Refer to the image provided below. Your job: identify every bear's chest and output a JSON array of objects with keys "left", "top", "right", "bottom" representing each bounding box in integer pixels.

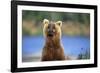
[{"left": 45, "top": 47, "right": 61, "bottom": 60}]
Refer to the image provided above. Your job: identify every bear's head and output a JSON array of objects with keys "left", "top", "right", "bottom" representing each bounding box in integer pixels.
[{"left": 43, "top": 19, "right": 62, "bottom": 39}]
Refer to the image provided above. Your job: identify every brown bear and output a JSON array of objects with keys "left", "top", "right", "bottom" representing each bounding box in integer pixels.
[{"left": 41, "top": 19, "right": 65, "bottom": 61}]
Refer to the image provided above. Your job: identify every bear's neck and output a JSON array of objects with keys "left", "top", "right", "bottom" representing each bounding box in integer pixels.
[{"left": 45, "top": 37, "right": 62, "bottom": 48}]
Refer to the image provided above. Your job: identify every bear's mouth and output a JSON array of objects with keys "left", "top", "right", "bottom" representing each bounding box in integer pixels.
[{"left": 47, "top": 33, "right": 54, "bottom": 37}]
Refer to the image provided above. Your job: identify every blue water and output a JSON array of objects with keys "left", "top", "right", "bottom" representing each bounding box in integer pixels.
[{"left": 22, "top": 36, "right": 90, "bottom": 57}]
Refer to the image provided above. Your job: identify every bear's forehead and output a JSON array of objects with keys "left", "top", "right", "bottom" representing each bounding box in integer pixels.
[
  {"left": 48, "top": 22, "right": 55, "bottom": 26},
  {"left": 48, "top": 23, "right": 55, "bottom": 28}
]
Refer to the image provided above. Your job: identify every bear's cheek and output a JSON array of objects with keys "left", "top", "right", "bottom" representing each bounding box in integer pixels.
[
  {"left": 45, "top": 32, "right": 48, "bottom": 36},
  {"left": 55, "top": 29, "right": 60, "bottom": 34},
  {"left": 53, "top": 32, "right": 59, "bottom": 37},
  {"left": 43, "top": 27, "right": 48, "bottom": 34}
]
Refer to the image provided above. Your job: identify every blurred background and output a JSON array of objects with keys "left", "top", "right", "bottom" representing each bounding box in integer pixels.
[{"left": 22, "top": 10, "right": 90, "bottom": 62}]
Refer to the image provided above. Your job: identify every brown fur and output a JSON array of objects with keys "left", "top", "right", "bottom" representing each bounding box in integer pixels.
[{"left": 41, "top": 19, "right": 65, "bottom": 61}]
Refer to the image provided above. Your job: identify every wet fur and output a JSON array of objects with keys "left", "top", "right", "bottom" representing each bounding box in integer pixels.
[{"left": 41, "top": 20, "right": 65, "bottom": 61}]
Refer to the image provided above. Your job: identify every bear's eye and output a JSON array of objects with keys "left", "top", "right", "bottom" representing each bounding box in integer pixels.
[
  {"left": 53, "top": 26, "right": 55, "bottom": 29},
  {"left": 48, "top": 26, "right": 50, "bottom": 29}
]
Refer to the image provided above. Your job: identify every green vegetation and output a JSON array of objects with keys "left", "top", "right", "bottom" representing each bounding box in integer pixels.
[
  {"left": 78, "top": 49, "right": 90, "bottom": 59},
  {"left": 22, "top": 10, "right": 90, "bottom": 36}
]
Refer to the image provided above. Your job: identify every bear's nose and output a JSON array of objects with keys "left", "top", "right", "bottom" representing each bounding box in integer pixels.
[{"left": 47, "top": 29, "right": 54, "bottom": 37}]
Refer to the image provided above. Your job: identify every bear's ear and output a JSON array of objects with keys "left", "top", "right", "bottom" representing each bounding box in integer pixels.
[
  {"left": 43, "top": 19, "right": 49, "bottom": 25},
  {"left": 56, "top": 21, "right": 62, "bottom": 27}
]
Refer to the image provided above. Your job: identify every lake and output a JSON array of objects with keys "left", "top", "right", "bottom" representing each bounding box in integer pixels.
[{"left": 22, "top": 36, "right": 90, "bottom": 62}]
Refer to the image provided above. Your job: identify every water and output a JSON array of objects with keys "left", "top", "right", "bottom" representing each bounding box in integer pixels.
[{"left": 22, "top": 36, "right": 90, "bottom": 58}]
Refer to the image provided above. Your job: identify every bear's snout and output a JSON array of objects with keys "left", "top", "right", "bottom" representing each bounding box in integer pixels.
[
  {"left": 47, "top": 25, "right": 55, "bottom": 37},
  {"left": 47, "top": 30, "right": 54, "bottom": 37}
]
